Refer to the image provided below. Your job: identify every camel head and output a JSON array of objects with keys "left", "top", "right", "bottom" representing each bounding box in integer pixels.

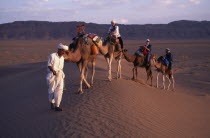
[
  {"left": 63, "top": 47, "right": 83, "bottom": 63},
  {"left": 149, "top": 54, "right": 157, "bottom": 66},
  {"left": 63, "top": 50, "right": 70, "bottom": 60},
  {"left": 149, "top": 54, "right": 164, "bottom": 70}
]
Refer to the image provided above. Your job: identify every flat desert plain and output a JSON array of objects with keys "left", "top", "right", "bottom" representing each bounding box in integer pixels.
[{"left": 0, "top": 40, "right": 210, "bottom": 137}]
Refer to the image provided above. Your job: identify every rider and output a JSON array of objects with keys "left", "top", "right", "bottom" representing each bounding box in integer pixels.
[
  {"left": 108, "top": 20, "right": 124, "bottom": 49},
  {"left": 165, "top": 48, "right": 173, "bottom": 70},
  {"left": 76, "top": 24, "right": 85, "bottom": 37},
  {"left": 70, "top": 24, "right": 86, "bottom": 51},
  {"left": 144, "top": 39, "right": 152, "bottom": 66}
]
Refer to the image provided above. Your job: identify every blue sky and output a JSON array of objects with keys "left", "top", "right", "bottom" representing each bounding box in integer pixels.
[{"left": 0, "top": 0, "right": 210, "bottom": 24}]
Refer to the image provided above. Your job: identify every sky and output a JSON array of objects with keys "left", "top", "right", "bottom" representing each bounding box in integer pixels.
[{"left": 0, "top": 0, "right": 210, "bottom": 24}]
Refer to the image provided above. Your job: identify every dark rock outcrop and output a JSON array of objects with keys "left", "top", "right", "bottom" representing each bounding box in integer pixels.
[{"left": 0, "top": 20, "right": 210, "bottom": 40}]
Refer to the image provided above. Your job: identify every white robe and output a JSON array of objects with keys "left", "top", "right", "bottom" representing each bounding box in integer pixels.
[
  {"left": 46, "top": 53, "right": 65, "bottom": 107},
  {"left": 46, "top": 70, "right": 65, "bottom": 107}
]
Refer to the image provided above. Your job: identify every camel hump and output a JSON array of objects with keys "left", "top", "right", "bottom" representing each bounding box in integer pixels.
[
  {"left": 91, "top": 45, "right": 99, "bottom": 55},
  {"left": 135, "top": 50, "right": 144, "bottom": 57}
]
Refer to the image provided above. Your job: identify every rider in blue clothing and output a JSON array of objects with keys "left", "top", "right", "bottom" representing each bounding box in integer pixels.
[{"left": 165, "top": 48, "right": 173, "bottom": 70}]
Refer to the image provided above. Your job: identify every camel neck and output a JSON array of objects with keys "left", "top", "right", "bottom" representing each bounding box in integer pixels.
[
  {"left": 123, "top": 52, "right": 136, "bottom": 62},
  {"left": 155, "top": 62, "right": 161, "bottom": 69}
]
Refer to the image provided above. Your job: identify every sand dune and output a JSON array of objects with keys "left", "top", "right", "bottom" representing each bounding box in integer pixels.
[{"left": 0, "top": 40, "right": 210, "bottom": 137}]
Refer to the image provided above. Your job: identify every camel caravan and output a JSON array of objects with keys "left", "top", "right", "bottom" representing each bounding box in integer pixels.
[
  {"left": 61, "top": 21, "right": 175, "bottom": 94},
  {"left": 47, "top": 21, "right": 175, "bottom": 111}
]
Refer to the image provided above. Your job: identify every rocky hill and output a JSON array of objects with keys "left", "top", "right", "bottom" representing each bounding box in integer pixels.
[{"left": 0, "top": 20, "right": 210, "bottom": 40}]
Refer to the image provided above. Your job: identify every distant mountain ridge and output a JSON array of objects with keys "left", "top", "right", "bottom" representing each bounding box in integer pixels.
[{"left": 0, "top": 20, "right": 210, "bottom": 40}]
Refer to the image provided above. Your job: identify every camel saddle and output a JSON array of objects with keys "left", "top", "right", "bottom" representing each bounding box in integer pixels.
[
  {"left": 82, "top": 33, "right": 101, "bottom": 44},
  {"left": 82, "top": 33, "right": 101, "bottom": 55},
  {"left": 87, "top": 33, "right": 101, "bottom": 43}
]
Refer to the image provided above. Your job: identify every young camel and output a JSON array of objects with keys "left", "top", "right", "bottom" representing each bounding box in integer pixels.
[
  {"left": 122, "top": 49, "right": 153, "bottom": 86},
  {"left": 151, "top": 56, "right": 175, "bottom": 91},
  {"left": 63, "top": 37, "right": 98, "bottom": 94},
  {"left": 96, "top": 35, "right": 122, "bottom": 81}
]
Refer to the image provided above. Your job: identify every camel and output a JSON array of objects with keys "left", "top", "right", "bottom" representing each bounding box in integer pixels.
[
  {"left": 63, "top": 36, "right": 98, "bottom": 94},
  {"left": 63, "top": 34, "right": 122, "bottom": 93},
  {"left": 96, "top": 35, "right": 122, "bottom": 81},
  {"left": 150, "top": 56, "right": 175, "bottom": 91},
  {"left": 122, "top": 49, "right": 153, "bottom": 86}
]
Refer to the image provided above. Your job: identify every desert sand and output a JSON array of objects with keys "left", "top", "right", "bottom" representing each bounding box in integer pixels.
[{"left": 0, "top": 40, "right": 210, "bottom": 137}]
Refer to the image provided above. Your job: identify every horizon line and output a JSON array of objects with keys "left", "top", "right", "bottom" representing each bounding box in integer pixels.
[{"left": 1, "top": 19, "right": 210, "bottom": 25}]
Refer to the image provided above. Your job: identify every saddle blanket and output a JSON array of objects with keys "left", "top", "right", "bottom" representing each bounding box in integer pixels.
[{"left": 87, "top": 33, "right": 100, "bottom": 43}]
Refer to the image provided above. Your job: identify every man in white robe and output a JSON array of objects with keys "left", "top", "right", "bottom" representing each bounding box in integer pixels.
[{"left": 46, "top": 43, "right": 68, "bottom": 111}]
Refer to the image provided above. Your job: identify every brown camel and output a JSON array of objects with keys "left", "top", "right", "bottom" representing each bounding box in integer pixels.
[
  {"left": 122, "top": 49, "right": 153, "bottom": 86},
  {"left": 150, "top": 56, "right": 175, "bottom": 91},
  {"left": 63, "top": 36, "right": 98, "bottom": 94},
  {"left": 96, "top": 35, "right": 122, "bottom": 81}
]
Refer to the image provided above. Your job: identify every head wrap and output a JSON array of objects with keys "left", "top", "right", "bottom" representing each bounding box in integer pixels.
[
  {"left": 166, "top": 48, "right": 170, "bottom": 51},
  {"left": 111, "top": 20, "right": 116, "bottom": 24},
  {"left": 57, "top": 43, "right": 68, "bottom": 50},
  {"left": 146, "top": 39, "right": 150, "bottom": 42}
]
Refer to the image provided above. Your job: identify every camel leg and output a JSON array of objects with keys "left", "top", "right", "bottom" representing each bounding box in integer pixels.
[
  {"left": 78, "top": 61, "right": 90, "bottom": 94},
  {"left": 108, "top": 55, "right": 113, "bottom": 81},
  {"left": 85, "top": 65, "right": 88, "bottom": 80},
  {"left": 116, "top": 59, "right": 119, "bottom": 79},
  {"left": 117, "top": 54, "right": 122, "bottom": 79},
  {"left": 146, "top": 68, "right": 150, "bottom": 85},
  {"left": 77, "top": 62, "right": 82, "bottom": 72},
  {"left": 109, "top": 55, "right": 113, "bottom": 81},
  {"left": 78, "top": 62, "right": 90, "bottom": 88},
  {"left": 135, "top": 67, "right": 138, "bottom": 80},
  {"left": 119, "top": 57, "right": 122, "bottom": 79},
  {"left": 166, "top": 75, "right": 171, "bottom": 90},
  {"left": 156, "top": 72, "right": 160, "bottom": 88},
  {"left": 84, "top": 65, "right": 90, "bottom": 89},
  {"left": 132, "top": 67, "right": 135, "bottom": 80},
  {"left": 147, "top": 69, "right": 153, "bottom": 86},
  {"left": 78, "top": 65, "right": 85, "bottom": 94},
  {"left": 105, "top": 57, "right": 111, "bottom": 81},
  {"left": 162, "top": 74, "right": 166, "bottom": 90},
  {"left": 172, "top": 75, "right": 175, "bottom": 91},
  {"left": 105, "top": 57, "right": 109, "bottom": 68},
  {"left": 150, "top": 71, "right": 153, "bottom": 86},
  {"left": 117, "top": 59, "right": 122, "bottom": 79},
  {"left": 83, "top": 72, "right": 91, "bottom": 89},
  {"left": 90, "top": 60, "right": 96, "bottom": 86},
  {"left": 119, "top": 59, "right": 122, "bottom": 79}
]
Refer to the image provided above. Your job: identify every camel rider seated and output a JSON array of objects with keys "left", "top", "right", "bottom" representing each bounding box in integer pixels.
[
  {"left": 108, "top": 20, "right": 124, "bottom": 50},
  {"left": 72, "top": 24, "right": 85, "bottom": 40},
  {"left": 135, "top": 39, "right": 152, "bottom": 66},
  {"left": 144, "top": 39, "right": 152, "bottom": 66},
  {"left": 165, "top": 48, "right": 173, "bottom": 70},
  {"left": 76, "top": 24, "right": 85, "bottom": 37},
  {"left": 70, "top": 24, "right": 86, "bottom": 51}
]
